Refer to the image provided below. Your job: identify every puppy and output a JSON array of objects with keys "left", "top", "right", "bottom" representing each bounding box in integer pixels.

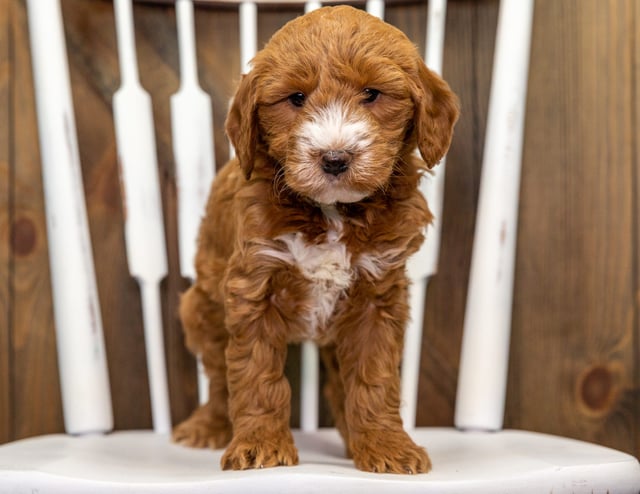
[{"left": 173, "top": 5, "right": 459, "bottom": 474}]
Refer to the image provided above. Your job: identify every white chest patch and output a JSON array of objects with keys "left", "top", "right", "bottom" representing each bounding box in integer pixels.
[{"left": 259, "top": 216, "right": 352, "bottom": 337}]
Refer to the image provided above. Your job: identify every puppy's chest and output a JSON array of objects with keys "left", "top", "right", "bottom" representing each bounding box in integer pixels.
[
  {"left": 260, "top": 205, "right": 390, "bottom": 338},
  {"left": 268, "top": 226, "right": 352, "bottom": 338}
]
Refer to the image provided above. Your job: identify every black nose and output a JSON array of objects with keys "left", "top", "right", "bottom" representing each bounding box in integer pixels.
[{"left": 321, "top": 150, "right": 352, "bottom": 176}]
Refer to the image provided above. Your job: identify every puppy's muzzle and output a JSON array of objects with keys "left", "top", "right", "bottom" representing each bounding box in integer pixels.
[{"left": 321, "top": 149, "right": 352, "bottom": 176}]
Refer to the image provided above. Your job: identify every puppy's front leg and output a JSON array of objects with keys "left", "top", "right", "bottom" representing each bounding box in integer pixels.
[
  {"left": 221, "top": 256, "right": 298, "bottom": 470},
  {"left": 337, "top": 276, "right": 432, "bottom": 474},
  {"left": 222, "top": 333, "right": 298, "bottom": 470}
]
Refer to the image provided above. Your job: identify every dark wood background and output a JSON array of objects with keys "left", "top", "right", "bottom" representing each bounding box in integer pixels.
[{"left": 1, "top": 0, "right": 638, "bottom": 460}]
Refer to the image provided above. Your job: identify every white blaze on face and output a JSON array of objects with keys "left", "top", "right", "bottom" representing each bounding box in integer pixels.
[
  {"left": 292, "top": 102, "right": 374, "bottom": 205},
  {"left": 299, "top": 102, "right": 372, "bottom": 153}
]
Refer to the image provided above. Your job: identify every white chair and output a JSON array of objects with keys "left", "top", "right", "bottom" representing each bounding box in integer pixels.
[{"left": 1, "top": 0, "right": 638, "bottom": 492}]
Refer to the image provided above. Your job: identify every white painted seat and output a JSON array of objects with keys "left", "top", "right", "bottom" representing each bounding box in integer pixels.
[
  {"left": 0, "top": 0, "right": 638, "bottom": 493},
  {"left": 2, "top": 429, "right": 639, "bottom": 493}
]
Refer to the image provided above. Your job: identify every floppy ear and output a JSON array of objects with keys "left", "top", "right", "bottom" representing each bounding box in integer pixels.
[
  {"left": 411, "top": 63, "right": 460, "bottom": 168},
  {"left": 225, "top": 72, "right": 259, "bottom": 179}
]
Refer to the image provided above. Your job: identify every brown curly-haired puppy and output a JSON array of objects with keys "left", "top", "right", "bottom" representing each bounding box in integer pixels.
[{"left": 173, "top": 5, "right": 459, "bottom": 474}]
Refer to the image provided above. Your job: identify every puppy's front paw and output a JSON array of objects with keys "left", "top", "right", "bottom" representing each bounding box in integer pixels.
[
  {"left": 172, "top": 406, "right": 232, "bottom": 450},
  {"left": 351, "top": 430, "right": 432, "bottom": 474},
  {"left": 221, "top": 428, "right": 299, "bottom": 470}
]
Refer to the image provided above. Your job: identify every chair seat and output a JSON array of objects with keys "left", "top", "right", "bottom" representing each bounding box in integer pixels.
[{"left": 0, "top": 428, "right": 638, "bottom": 493}]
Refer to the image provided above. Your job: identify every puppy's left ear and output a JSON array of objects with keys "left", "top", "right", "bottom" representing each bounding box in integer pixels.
[
  {"left": 225, "top": 72, "right": 259, "bottom": 179},
  {"left": 411, "top": 63, "right": 460, "bottom": 168}
]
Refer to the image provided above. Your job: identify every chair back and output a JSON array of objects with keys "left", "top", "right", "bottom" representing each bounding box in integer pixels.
[{"left": 26, "top": 0, "right": 534, "bottom": 437}]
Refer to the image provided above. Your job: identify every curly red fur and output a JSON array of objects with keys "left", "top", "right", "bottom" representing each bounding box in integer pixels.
[{"left": 174, "top": 5, "right": 459, "bottom": 475}]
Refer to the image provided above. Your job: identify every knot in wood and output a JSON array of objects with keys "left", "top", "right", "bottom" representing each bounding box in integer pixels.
[
  {"left": 11, "top": 217, "right": 38, "bottom": 257},
  {"left": 578, "top": 364, "right": 616, "bottom": 415}
]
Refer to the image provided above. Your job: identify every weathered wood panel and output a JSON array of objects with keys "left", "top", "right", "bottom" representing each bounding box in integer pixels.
[
  {"left": 0, "top": 0, "right": 11, "bottom": 445},
  {"left": 509, "top": 0, "right": 638, "bottom": 454},
  {"left": 634, "top": 0, "right": 640, "bottom": 460}
]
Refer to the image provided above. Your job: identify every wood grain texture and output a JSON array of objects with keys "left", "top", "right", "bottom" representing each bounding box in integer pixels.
[
  {"left": 11, "top": 0, "right": 64, "bottom": 439},
  {"left": 3, "top": 0, "right": 639, "bottom": 460},
  {"left": 193, "top": 6, "right": 240, "bottom": 169},
  {"left": 508, "top": 0, "right": 638, "bottom": 454},
  {"left": 0, "top": 0, "right": 11, "bottom": 445},
  {"left": 634, "top": 0, "right": 640, "bottom": 461}
]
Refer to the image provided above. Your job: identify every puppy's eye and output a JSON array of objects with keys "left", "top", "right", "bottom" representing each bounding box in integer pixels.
[
  {"left": 362, "top": 88, "right": 381, "bottom": 104},
  {"left": 288, "top": 92, "right": 306, "bottom": 108}
]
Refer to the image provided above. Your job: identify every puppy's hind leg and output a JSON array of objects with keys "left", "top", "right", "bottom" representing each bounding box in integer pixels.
[{"left": 173, "top": 284, "right": 232, "bottom": 449}]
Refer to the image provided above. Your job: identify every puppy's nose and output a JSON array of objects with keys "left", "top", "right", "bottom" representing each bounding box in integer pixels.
[{"left": 321, "top": 150, "right": 352, "bottom": 176}]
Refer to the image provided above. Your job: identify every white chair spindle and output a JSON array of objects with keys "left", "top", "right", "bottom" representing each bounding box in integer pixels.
[
  {"left": 455, "top": 0, "right": 535, "bottom": 431},
  {"left": 401, "top": 0, "right": 448, "bottom": 430},
  {"left": 300, "top": 341, "right": 319, "bottom": 432},
  {"left": 365, "top": 0, "right": 384, "bottom": 19},
  {"left": 298, "top": 0, "right": 322, "bottom": 432},
  {"left": 305, "top": 1, "right": 322, "bottom": 12},
  {"left": 228, "top": 2, "right": 257, "bottom": 162},
  {"left": 239, "top": 2, "right": 258, "bottom": 75},
  {"left": 172, "top": 0, "right": 216, "bottom": 406},
  {"left": 113, "top": 0, "right": 171, "bottom": 434},
  {"left": 25, "top": 0, "right": 113, "bottom": 436}
]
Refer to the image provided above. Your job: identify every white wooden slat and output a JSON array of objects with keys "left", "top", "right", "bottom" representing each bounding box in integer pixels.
[
  {"left": 25, "top": 0, "right": 113, "bottom": 436},
  {"left": 455, "top": 0, "right": 535, "bottom": 431},
  {"left": 297, "top": 0, "right": 322, "bottom": 432},
  {"left": 240, "top": 2, "right": 258, "bottom": 74},
  {"left": 401, "top": 0, "right": 448, "bottom": 430},
  {"left": 401, "top": 276, "right": 427, "bottom": 429},
  {"left": 365, "top": 0, "right": 384, "bottom": 18},
  {"left": 300, "top": 341, "right": 319, "bottom": 432},
  {"left": 113, "top": 0, "right": 171, "bottom": 434},
  {"left": 304, "top": 1, "right": 321, "bottom": 11},
  {"left": 228, "top": 1, "right": 258, "bottom": 161},
  {"left": 171, "top": 0, "right": 216, "bottom": 405},
  {"left": 173, "top": 0, "right": 216, "bottom": 282}
]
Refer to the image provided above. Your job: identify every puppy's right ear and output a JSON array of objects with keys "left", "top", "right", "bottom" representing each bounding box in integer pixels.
[
  {"left": 411, "top": 63, "right": 460, "bottom": 169},
  {"left": 225, "top": 72, "right": 258, "bottom": 179}
]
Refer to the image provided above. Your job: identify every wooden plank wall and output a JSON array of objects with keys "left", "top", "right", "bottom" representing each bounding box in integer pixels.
[
  {"left": 1, "top": 0, "right": 638, "bottom": 460},
  {"left": 0, "top": 0, "right": 10, "bottom": 446},
  {"left": 510, "top": 0, "right": 639, "bottom": 455}
]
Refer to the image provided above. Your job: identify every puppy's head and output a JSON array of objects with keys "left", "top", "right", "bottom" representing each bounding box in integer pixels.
[{"left": 226, "top": 5, "right": 459, "bottom": 205}]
